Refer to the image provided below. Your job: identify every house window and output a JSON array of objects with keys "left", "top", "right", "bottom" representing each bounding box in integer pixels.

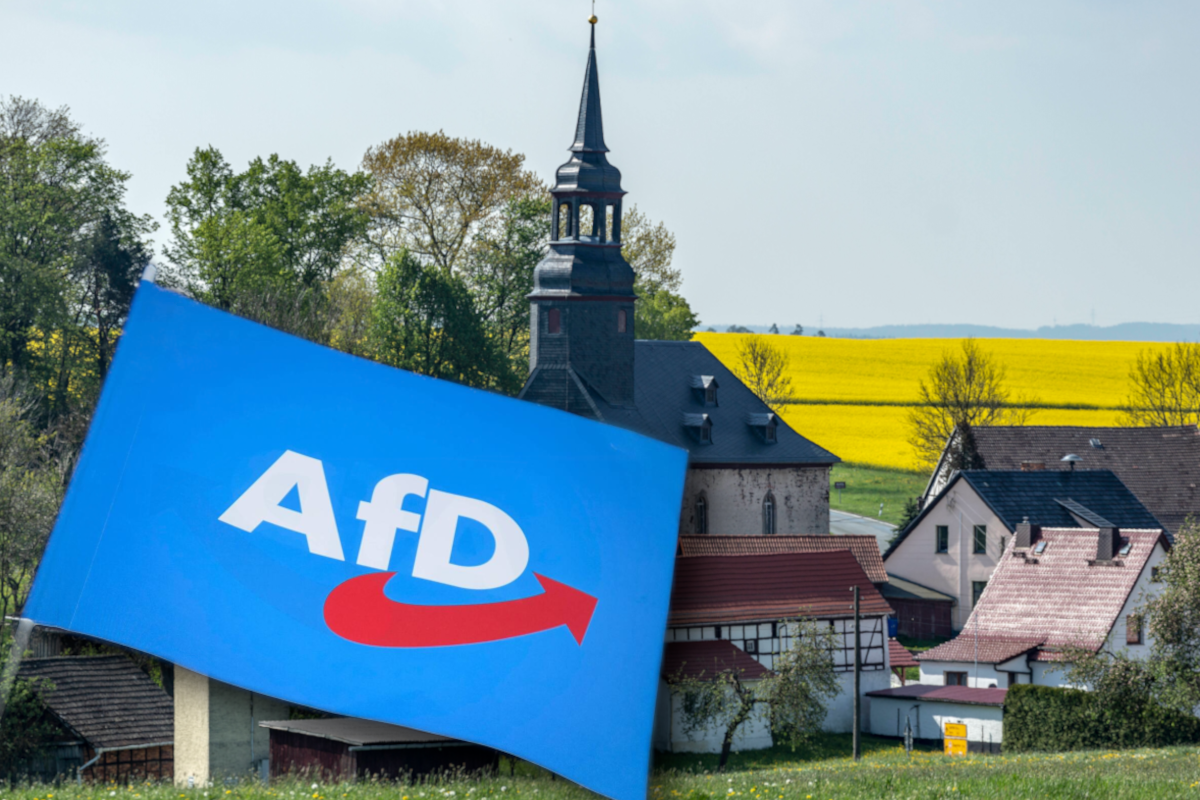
[
  {"left": 972, "top": 580, "right": 988, "bottom": 607},
  {"left": 1127, "top": 615, "right": 1143, "bottom": 645},
  {"left": 617, "top": 308, "right": 627, "bottom": 333},
  {"left": 762, "top": 492, "right": 776, "bottom": 535},
  {"left": 1006, "top": 672, "right": 1018, "bottom": 688},
  {"left": 764, "top": 425, "right": 776, "bottom": 443},
  {"left": 547, "top": 307, "right": 561, "bottom": 335},
  {"left": 744, "top": 639, "right": 758, "bottom": 655},
  {"left": 936, "top": 525, "right": 949, "bottom": 553},
  {"left": 698, "top": 425, "right": 711, "bottom": 443},
  {"left": 973, "top": 524, "right": 987, "bottom": 554},
  {"left": 945, "top": 671, "right": 968, "bottom": 687},
  {"left": 694, "top": 494, "right": 708, "bottom": 535},
  {"left": 1001, "top": 536, "right": 1008, "bottom": 554},
  {"left": 1151, "top": 567, "right": 1162, "bottom": 583}
]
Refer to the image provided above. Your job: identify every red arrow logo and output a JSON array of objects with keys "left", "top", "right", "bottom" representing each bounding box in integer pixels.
[{"left": 323, "top": 572, "right": 598, "bottom": 648}]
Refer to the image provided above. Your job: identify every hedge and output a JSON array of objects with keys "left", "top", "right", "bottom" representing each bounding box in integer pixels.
[{"left": 1004, "top": 684, "right": 1200, "bottom": 753}]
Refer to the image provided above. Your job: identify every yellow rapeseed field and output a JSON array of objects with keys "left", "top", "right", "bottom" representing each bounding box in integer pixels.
[{"left": 693, "top": 333, "right": 1164, "bottom": 471}]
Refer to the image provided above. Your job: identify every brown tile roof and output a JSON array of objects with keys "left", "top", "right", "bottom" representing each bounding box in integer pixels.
[
  {"left": 866, "top": 684, "right": 1007, "bottom": 707},
  {"left": 668, "top": 551, "right": 893, "bottom": 626},
  {"left": 939, "top": 425, "right": 1200, "bottom": 534},
  {"left": 17, "top": 655, "right": 173, "bottom": 748},
  {"left": 919, "top": 527, "right": 1168, "bottom": 662},
  {"left": 661, "top": 640, "right": 771, "bottom": 680},
  {"left": 678, "top": 534, "right": 888, "bottom": 584},
  {"left": 888, "top": 639, "right": 920, "bottom": 669}
]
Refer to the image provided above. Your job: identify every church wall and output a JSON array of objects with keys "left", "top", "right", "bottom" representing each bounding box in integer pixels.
[{"left": 678, "top": 465, "right": 831, "bottom": 536}]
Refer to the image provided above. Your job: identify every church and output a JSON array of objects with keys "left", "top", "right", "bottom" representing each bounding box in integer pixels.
[{"left": 519, "top": 23, "right": 840, "bottom": 536}]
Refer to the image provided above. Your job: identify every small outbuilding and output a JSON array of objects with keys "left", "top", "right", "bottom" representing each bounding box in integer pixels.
[
  {"left": 16, "top": 655, "right": 174, "bottom": 781},
  {"left": 867, "top": 684, "right": 1006, "bottom": 753},
  {"left": 259, "top": 718, "right": 498, "bottom": 780}
]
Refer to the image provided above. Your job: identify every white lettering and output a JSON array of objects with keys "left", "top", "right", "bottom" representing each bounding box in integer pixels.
[
  {"left": 218, "top": 450, "right": 344, "bottom": 561},
  {"left": 413, "top": 489, "right": 530, "bottom": 590},
  {"left": 355, "top": 474, "right": 430, "bottom": 570}
]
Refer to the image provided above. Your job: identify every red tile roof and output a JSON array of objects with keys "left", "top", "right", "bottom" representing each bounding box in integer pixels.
[
  {"left": 867, "top": 684, "right": 1007, "bottom": 707},
  {"left": 888, "top": 638, "right": 920, "bottom": 669},
  {"left": 678, "top": 534, "right": 888, "bottom": 584},
  {"left": 920, "top": 527, "right": 1168, "bottom": 662},
  {"left": 661, "top": 640, "right": 771, "bottom": 680},
  {"left": 668, "top": 551, "right": 893, "bottom": 626}
]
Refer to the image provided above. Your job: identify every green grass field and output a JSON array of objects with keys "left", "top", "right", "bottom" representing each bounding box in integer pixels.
[
  {"left": 828, "top": 463, "right": 927, "bottom": 528},
  {"left": 10, "top": 736, "right": 1200, "bottom": 800}
]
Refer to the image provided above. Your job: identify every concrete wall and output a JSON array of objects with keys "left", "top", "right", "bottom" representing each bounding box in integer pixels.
[
  {"left": 884, "top": 482, "right": 1006, "bottom": 630},
  {"left": 678, "top": 466, "right": 831, "bottom": 536},
  {"left": 868, "top": 696, "right": 1003, "bottom": 750},
  {"left": 174, "top": 666, "right": 290, "bottom": 786}
]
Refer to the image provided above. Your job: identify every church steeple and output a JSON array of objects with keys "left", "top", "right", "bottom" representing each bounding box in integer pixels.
[{"left": 520, "top": 19, "right": 637, "bottom": 414}]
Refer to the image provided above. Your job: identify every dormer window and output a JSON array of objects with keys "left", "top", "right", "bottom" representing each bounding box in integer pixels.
[
  {"left": 682, "top": 413, "right": 713, "bottom": 444},
  {"left": 547, "top": 307, "right": 562, "bottom": 335},
  {"left": 690, "top": 376, "right": 718, "bottom": 407},
  {"left": 747, "top": 413, "right": 779, "bottom": 444}
]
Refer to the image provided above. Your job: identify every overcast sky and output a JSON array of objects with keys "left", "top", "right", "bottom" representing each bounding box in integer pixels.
[{"left": 4, "top": 1, "right": 1198, "bottom": 330}]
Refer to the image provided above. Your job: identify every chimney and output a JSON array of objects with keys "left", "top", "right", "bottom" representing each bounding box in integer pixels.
[
  {"left": 1097, "top": 526, "right": 1121, "bottom": 562},
  {"left": 1020, "top": 461, "right": 1046, "bottom": 472},
  {"left": 1015, "top": 517, "right": 1041, "bottom": 548}
]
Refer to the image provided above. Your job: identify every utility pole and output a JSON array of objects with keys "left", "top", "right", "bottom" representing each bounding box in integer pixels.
[{"left": 852, "top": 585, "right": 861, "bottom": 761}]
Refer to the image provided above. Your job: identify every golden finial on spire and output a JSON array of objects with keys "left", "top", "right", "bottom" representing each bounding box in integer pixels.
[{"left": 589, "top": 0, "right": 597, "bottom": 24}]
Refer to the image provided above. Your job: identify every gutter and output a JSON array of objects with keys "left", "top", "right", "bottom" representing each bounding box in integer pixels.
[{"left": 78, "top": 741, "right": 173, "bottom": 784}]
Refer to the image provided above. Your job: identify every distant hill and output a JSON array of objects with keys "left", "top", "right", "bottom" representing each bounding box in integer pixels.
[{"left": 704, "top": 322, "right": 1200, "bottom": 342}]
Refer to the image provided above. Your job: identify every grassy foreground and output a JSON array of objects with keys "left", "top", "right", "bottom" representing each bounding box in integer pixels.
[
  {"left": 828, "top": 463, "right": 926, "bottom": 528},
  {"left": 8, "top": 736, "right": 1200, "bottom": 800}
]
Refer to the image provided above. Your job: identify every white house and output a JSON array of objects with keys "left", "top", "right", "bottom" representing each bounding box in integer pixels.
[
  {"left": 884, "top": 469, "right": 1163, "bottom": 631},
  {"left": 916, "top": 522, "right": 1169, "bottom": 689},
  {"left": 655, "top": 549, "right": 893, "bottom": 753}
]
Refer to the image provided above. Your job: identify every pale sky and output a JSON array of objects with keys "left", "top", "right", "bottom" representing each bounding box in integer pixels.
[{"left": 4, "top": 1, "right": 1198, "bottom": 330}]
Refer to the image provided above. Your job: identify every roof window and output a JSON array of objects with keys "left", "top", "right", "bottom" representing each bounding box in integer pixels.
[
  {"left": 1090, "top": 438, "right": 1103, "bottom": 449},
  {"left": 746, "top": 413, "right": 778, "bottom": 444},
  {"left": 1119, "top": 540, "right": 1132, "bottom": 557},
  {"left": 690, "top": 375, "right": 718, "bottom": 407},
  {"left": 1033, "top": 541, "right": 1048, "bottom": 555},
  {"left": 682, "top": 413, "right": 713, "bottom": 445}
]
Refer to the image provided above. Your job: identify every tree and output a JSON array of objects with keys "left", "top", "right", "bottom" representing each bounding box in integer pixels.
[
  {"left": 0, "top": 676, "right": 60, "bottom": 777},
  {"left": 734, "top": 335, "right": 795, "bottom": 409},
  {"left": 726, "top": 325, "right": 751, "bottom": 334},
  {"left": 0, "top": 97, "right": 143, "bottom": 379},
  {"left": 816, "top": 330, "right": 826, "bottom": 337},
  {"left": 907, "top": 339, "right": 1035, "bottom": 471},
  {"left": 620, "top": 205, "right": 697, "bottom": 341},
  {"left": 325, "top": 264, "right": 375, "bottom": 358},
  {"left": 0, "top": 380, "right": 65, "bottom": 636},
  {"left": 1121, "top": 343, "right": 1200, "bottom": 427},
  {"left": 755, "top": 618, "right": 840, "bottom": 750},
  {"left": 360, "top": 131, "right": 542, "bottom": 273},
  {"left": 369, "top": 251, "right": 502, "bottom": 390},
  {"left": 768, "top": 324, "right": 779, "bottom": 334},
  {"left": 945, "top": 421, "right": 986, "bottom": 472},
  {"left": 791, "top": 324, "right": 803, "bottom": 336},
  {"left": 462, "top": 195, "right": 551, "bottom": 385},
  {"left": 667, "top": 664, "right": 757, "bottom": 771},
  {"left": 163, "top": 147, "right": 369, "bottom": 315}
]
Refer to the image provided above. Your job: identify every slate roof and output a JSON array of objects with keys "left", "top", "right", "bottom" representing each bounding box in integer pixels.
[
  {"left": 919, "top": 527, "right": 1169, "bottom": 662},
  {"left": 880, "top": 574, "right": 955, "bottom": 603},
  {"left": 668, "top": 551, "right": 892, "bottom": 626},
  {"left": 866, "top": 684, "right": 1007, "bottom": 707},
  {"left": 888, "top": 639, "right": 920, "bottom": 669},
  {"left": 678, "top": 534, "right": 887, "bottom": 584},
  {"left": 927, "top": 425, "right": 1200, "bottom": 534},
  {"left": 258, "top": 718, "right": 452, "bottom": 746},
  {"left": 581, "top": 341, "right": 839, "bottom": 465},
  {"left": 661, "top": 640, "right": 771, "bottom": 680},
  {"left": 886, "top": 469, "right": 1164, "bottom": 558},
  {"left": 17, "top": 656, "right": 173, "bottom": 749}
]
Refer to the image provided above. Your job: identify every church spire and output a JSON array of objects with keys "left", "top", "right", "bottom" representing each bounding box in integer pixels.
[{"left": 571, "top": 24, "right": 608, "bottom": 154}]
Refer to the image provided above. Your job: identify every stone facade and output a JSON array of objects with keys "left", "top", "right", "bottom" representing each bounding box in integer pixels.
[{"left": 678, "top": 466, "right": 831, "bottom": 536}]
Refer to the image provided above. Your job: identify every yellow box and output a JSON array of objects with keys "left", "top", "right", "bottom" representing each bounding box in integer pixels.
[
  {"left": 944, "top": 737, "right": 967, "bottom": 756},
  {"left": 944, "top": 723, "right": 967, "bottom": 738}
]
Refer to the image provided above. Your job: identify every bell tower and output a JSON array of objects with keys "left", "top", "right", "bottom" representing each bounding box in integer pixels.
[{"left": 520, "top": 19, "right": 637, "bottom": 415}]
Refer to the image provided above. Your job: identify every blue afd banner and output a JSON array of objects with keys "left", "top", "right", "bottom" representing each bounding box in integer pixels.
[{"left": 24, "top": 282, "right": 687, "bottom": 800}]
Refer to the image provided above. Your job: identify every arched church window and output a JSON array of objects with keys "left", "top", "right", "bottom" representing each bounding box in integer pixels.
[
  {"left": 695, "top": 493, "right": 708, "bottom": 535},
  {"left": 547, "top": 307, "right": 562, "bottom": 335},
  {"left": 579, "top": 204, "right": 595, "bottom": 239},
  {"left": 762, "top": 492, "right": 776, "bottom": 535},
  {"left": 617, "top": 309, "right": 627, "bottom": 333}
]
